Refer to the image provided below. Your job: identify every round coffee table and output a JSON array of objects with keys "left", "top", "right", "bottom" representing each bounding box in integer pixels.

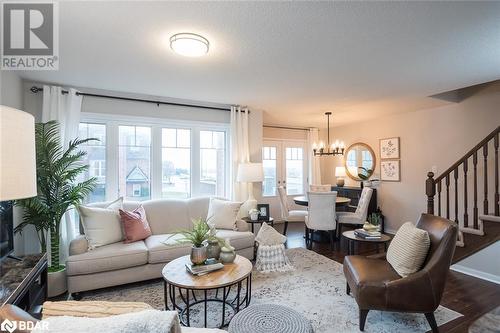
[
  {"left": 342, "top": 230, "right": 391, "bottom": 255},
  {"left": 162, "top": 255, "right": 253, "bottom": 328}
]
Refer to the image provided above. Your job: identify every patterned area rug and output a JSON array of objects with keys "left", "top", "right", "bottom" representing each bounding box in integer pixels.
[{"left": 81, "top": 248, "right": 462, "bottom": 332}]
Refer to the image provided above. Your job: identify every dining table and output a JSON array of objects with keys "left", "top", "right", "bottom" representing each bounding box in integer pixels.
[{"left": 293, "top": 195, "right": 351, "bottom": 207}]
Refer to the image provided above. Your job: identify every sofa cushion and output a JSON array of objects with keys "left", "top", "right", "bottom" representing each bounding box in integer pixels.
[
  {"left": 145, "top": 234, "right": 192, "bottom": 264},
  {"left": 119, "top": 205, "right": 152, "bottom": 243},
  {"left": 216, "top": 230, "right": 255, "bottom": 249},
  {"left": 142, "top": 199, "right": 191, "bottom": 234},
  {"left": 66, "top": 241, "right": 148, "bottom": 276}
]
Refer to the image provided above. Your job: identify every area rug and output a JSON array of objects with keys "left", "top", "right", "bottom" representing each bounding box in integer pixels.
[{"left": 81, "top": 248, "right": 462, "bottom": 332}]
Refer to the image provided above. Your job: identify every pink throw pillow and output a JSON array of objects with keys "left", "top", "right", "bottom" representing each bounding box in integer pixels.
[{"left": 119, "top": 205, "right": 152, "bottom": 243}]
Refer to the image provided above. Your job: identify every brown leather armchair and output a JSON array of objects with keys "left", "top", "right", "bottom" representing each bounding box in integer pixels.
[{"left": 343, "top": 213, "right": 458, "bottom": 332}]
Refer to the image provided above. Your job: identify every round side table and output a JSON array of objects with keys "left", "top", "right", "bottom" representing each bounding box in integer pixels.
[
  {"left": 241, "top": 217, "right": 274, "bottom": 233},
  {"left": 162, "top": 255, "right": 253, "bottom": 328},
  {"left": 342, "top": 230, "right": 391, "bottom": 255}
]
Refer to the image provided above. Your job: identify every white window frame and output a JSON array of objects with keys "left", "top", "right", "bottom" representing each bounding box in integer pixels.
[{"left": 81, "top": 112, "right": 230, "bottom": 201}]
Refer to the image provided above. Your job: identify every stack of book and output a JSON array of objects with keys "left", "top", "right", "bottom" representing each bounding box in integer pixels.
[
  {"left": 185, "top": 262, "right": 224, "bottom": 276},
  {"left": 354, "top": 229, "right": 382, "bottom": 239}
]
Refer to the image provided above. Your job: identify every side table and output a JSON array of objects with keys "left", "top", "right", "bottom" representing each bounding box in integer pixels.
[
  {"left": 241, "top": 217, "right": 274, "bottom": 233},
  {"left": 342, "top": 230, "right": 391, "bottom": 255}
]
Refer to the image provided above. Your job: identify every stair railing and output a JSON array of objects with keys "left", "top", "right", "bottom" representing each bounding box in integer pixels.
[{"left": 426, "top": 126, "right": 499, "bottom": 245}]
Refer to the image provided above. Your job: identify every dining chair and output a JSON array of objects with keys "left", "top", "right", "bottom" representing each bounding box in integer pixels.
[
  {"left": 336, "top": 187, "right": 373, "bottom": 238},
  {"left": 309, "top": 184, "right": 332, "bottom": 192},
  {"left": 277, "top": 186, "right": 308, "bottom": 236},
  {"left": 304, "top": 191, "right": 337, "bottom": 250}
]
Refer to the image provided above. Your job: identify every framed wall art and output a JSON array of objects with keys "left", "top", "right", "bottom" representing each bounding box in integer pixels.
[
  {"left": 380, "top": 160, "right": 401, "bottom": 182},
  {"left": 380, "top": 137, "right": 400, "bottom": 159}
]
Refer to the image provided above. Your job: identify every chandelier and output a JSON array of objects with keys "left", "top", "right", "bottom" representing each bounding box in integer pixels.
[{"left": 312, "top": 112, "right": 345, "bottom": 156}]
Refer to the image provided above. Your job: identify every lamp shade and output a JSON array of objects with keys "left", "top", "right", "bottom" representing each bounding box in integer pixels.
[
  {"left": 236, "top": 163, "right": 264, "bottom": 183},
  {"left": 0, "top": 106, "right": 37, "bottom": 200},
  {"left": 335, "top": 166, "right": 346, "bottom": 177}
]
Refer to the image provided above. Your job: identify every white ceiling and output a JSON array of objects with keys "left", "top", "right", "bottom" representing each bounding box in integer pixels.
[{"left": 19, "top": 1, "right": 500, "bottom": 128}]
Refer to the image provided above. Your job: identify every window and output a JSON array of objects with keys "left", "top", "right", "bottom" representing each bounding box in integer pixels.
[
  {"left": 285, "top": 147, "right": 304, "bottom": 195},
  {"left": 162, "top": 128, "right": 191, "bottom": 198},
  {"left": 118, "top": 125, "right": 151, "bottom": 201},
  {"left": 262, "top": 146, "right": 277, "bottom": 196},
  {"left": 78, "top": 116, "right": 228, "bottom": 203},
  {"left": 199, "top": 130, "right": 226, "bottom": 196},
  {"left": 78, "top": 123, "right": 106, "bottom": 203}
]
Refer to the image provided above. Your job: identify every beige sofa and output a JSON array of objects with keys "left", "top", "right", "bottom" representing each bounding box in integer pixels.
[{"left": 66, "top": 197, "right": 255, "bottom": 296}]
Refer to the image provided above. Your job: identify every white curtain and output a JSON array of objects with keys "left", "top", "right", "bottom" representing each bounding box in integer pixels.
[
  {"left": 307, "top": 128, "right": 322, "bottom": 185},
  {"left": 42, "top": 85, "right": 83, "bottom": 264},
  {"left": 230, "top": 106, "right": 250, "bottom": 201}
]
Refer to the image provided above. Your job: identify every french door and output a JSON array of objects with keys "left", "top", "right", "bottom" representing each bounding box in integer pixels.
[{"left": 261, "top": 140, "right": 308, "bottom": 220}]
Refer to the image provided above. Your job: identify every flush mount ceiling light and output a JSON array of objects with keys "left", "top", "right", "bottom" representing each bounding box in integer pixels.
[{"left": 170, "top": 33, "right": 209, "bottom": 57}]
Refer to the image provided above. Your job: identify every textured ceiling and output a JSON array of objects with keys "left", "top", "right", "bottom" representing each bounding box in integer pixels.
[{"left": 18, "top": 1, "right": 500, "bottom": 127}]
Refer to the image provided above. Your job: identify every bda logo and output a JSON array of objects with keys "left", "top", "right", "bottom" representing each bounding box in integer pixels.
[{"left": 0, "top": 319, "right": 16, "bottom": 333}]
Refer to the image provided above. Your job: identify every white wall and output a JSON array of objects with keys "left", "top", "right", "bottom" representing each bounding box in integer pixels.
[
  {"left": 452, "top": 241, "right": 500, "bottom": 284},
  {"left": 320, "top": 82, "right": 500, "bottom": 233}
]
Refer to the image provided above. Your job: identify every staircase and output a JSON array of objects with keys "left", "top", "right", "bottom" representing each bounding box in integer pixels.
[{"left": 426, "top": 126, "right": 500, "bottom": 263}]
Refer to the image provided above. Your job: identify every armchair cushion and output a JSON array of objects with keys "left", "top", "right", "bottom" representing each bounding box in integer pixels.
[
  {"left": 69, "top": 235, "right": 89, "bottom": 256},
  {"left": 387, "top": 222, "right": 430, "bottom": 277},
  {"left": 343, "top": 255, "right": 400, "bottom": 309}
]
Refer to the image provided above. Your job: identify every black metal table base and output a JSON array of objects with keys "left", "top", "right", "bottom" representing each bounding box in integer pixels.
[{"left": 164, "top": 274, "right": 252, "bottom": 328}]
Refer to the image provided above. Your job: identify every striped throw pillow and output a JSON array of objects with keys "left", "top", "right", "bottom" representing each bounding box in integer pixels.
[{"left": 387, "top": 222, "right": 430, "bottom": 277}]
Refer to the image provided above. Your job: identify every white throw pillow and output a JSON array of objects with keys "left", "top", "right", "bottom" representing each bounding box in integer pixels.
[
  {"left": 387, "top": 222, "right": 431, "bottom": 277},
  {"left": 77, "top": 197, "right": 124, "bottom": 250},
  {"left": 206, "top": 198, "right": 242, "bottom": 230},
  {"left": 255, "top": 222, "right": 287, "bottom": 245}
]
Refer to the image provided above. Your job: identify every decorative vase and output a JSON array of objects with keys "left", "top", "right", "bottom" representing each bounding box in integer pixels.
[
  {"left": 190, "top": 245, "right": 208, "bottom": 265},
  {"left": 220, "top": 246, "right": 236, "bottom": 264},
  {"left": 206, "top": 240, "right": 221, "bottom": 260},
  {"left": 48, "top": 267, "right": 67, "bottom": 297}
]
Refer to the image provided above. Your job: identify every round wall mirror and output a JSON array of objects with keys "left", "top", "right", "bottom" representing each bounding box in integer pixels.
[{"left": 344, "top": 143, "right": 376, "bottom": 181}]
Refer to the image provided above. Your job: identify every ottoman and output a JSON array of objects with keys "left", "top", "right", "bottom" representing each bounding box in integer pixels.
[{"left": 228, "top": 304, "right": 313, "bottom": 333}]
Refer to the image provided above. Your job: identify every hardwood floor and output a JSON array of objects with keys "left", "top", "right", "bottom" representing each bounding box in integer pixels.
[{"left": 281, "top": 222, "right": 500, "bottom": 333}]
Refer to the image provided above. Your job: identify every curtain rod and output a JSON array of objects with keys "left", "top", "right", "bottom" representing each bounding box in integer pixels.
[
  {"left": 29, "top": 86, "right": 242, "bottom": 112},
  {"left": 264, "top": 125, "right": 311, "bottom": 131}
]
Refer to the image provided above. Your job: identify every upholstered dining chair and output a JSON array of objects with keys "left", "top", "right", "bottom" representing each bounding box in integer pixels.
[
  {"left": 277, "top": 186, "right": 307, "bottom": 236},
  {"left": 304, "top": 191, "right": 337, "bottom": 250},
  {"left": 309, "top": 184, "right": 332, "bottom": 192},
  {"left": 336, "top": 187, "right": 373, "bottom": 237},
  {"left": 343, "top": 214, "right": 458, "bottom": 332}
]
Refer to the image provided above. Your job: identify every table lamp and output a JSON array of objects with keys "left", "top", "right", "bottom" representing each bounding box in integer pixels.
[
  {"left": 0, "top": 105, "right": 37, "bottom": 201},
  {"left": 236, "top": 163, "right": 264, "bottom": 214},
  {"left": 335, "top": 166, "right": 346, "bottom": 187}
]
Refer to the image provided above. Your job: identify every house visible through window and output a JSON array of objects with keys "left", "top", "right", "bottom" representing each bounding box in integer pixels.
[
  {"left": 78, "top": 123, "right": 106, "bottom": 203},
  {"left": 78, "top": 116, "right": 228, "bottom": 203},
  {"left": 119, "top": 125, "right": 151, "bottom": 201}
]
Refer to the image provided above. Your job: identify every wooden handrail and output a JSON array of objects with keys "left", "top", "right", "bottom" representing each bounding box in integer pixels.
[{"left": 435, "top": 126, "right": 500, "bottom": 182}]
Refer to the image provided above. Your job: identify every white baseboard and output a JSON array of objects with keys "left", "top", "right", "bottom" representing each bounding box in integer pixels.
[{"left": 451, "top": 264, "right": 500, "bottom": 285}]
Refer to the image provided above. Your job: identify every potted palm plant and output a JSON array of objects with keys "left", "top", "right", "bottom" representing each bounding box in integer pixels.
[{"left": 15, "top": 121, "right": 97, "bottom": 297}]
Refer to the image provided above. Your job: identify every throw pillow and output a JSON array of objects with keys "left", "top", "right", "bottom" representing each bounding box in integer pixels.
[
  {"left": 255, "top": 222, "right": 286, "bottom": 246},
  {"left": 119, "top": 205, "right": 152, "bottom": 243},
  {"left": 387, "top": 221, "right": 431, "bottom": 277},
  {"left": 206, "top": 198, "right": 242, "bottom": 230},
  {"left": 77, "top": 197, "right": 124, "bottom": 250}
]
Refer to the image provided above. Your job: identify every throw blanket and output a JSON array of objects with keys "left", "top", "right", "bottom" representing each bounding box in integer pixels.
[
  {"left": 32, "top": 309, "right": 181, "bottom": 333},
  {"left": 42, "top": 300, "right": 152, "bottom": 319}
]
